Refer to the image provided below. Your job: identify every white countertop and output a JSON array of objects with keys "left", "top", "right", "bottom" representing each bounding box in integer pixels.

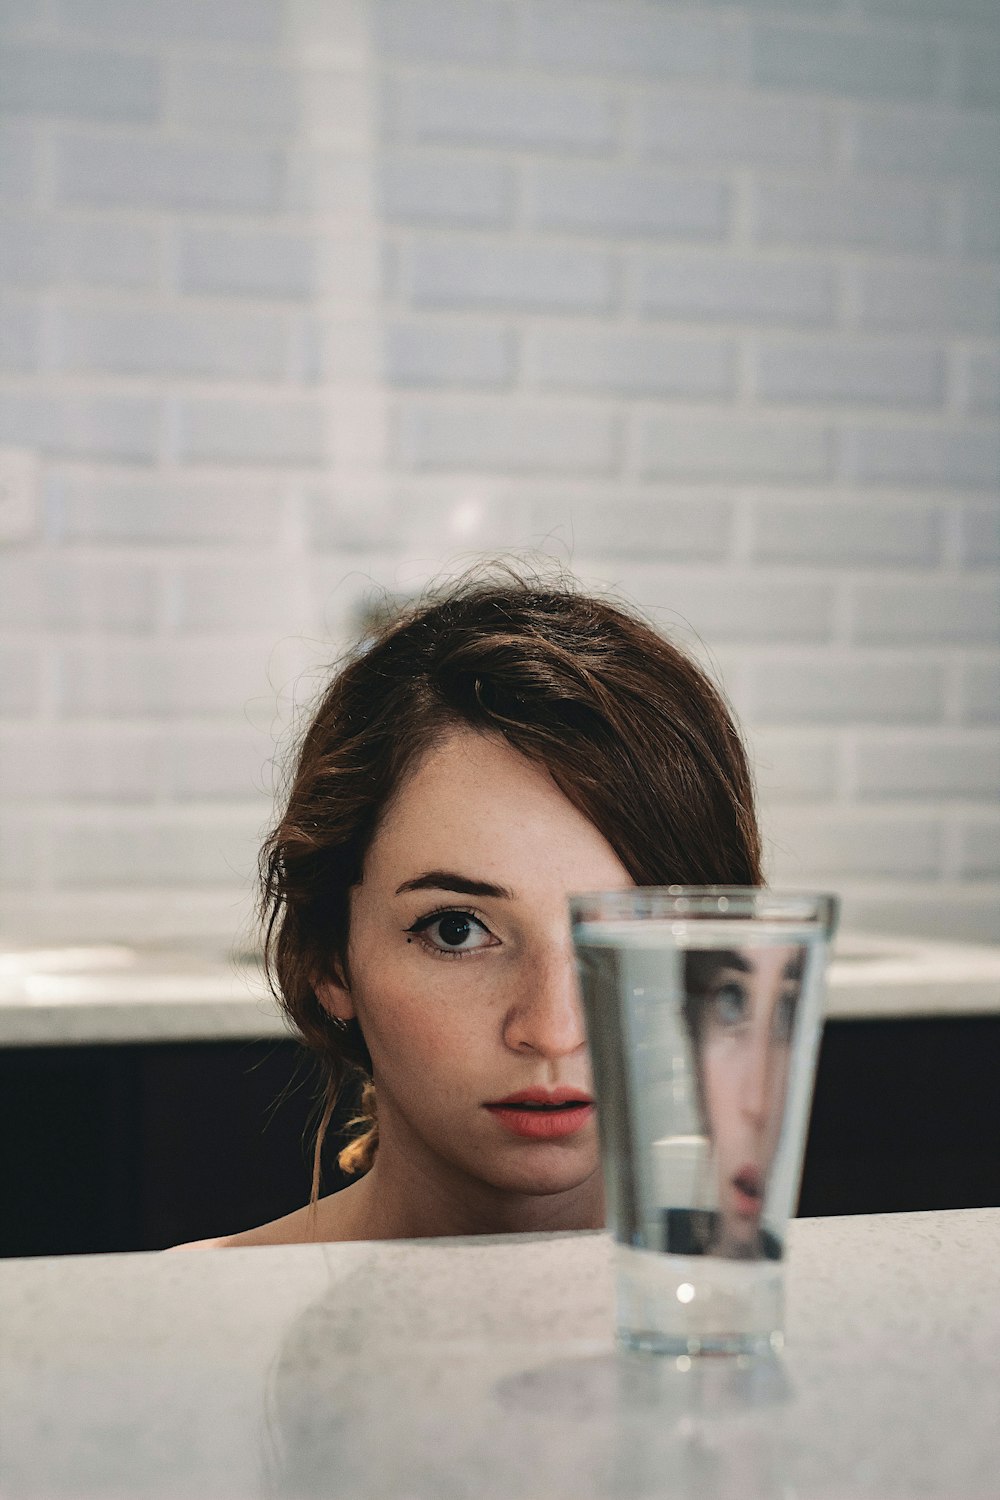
[
  {"left": 1, "top": 930, "right": 999, "bottom": 1047},
  {"left": 1, "top": 1209, "right": 997, "bottom": 1499},
  {"left": 0, "top": 943, "right": 288, "bottom": 1046}
]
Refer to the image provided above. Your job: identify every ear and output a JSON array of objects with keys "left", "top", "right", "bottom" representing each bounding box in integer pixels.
[{"left": 314, "top": 960, "right": 355, "bottom": 1023}]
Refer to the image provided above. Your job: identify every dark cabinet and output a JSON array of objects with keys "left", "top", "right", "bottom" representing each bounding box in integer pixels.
[{"left": 3, "top": 1017, "right": 999, "bottom": 1257}]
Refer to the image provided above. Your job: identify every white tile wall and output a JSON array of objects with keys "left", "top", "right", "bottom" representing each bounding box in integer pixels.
[
  {"left": 749, "top": 22, "right": 939, "bottom": 102},
  {"left": 755, "top": 338, "right": 944, "bottom": 408},
  {"left": 48, "top": 0, "right": 284, "bottom": 47},
  {"left": 397, "top": 400, "right": 620, "bottom": 474},
  {"left": 855, "top": 266, "right": 1000, "bottom": 335},
  {"left": 636, "top": 93, "right": 834, "bottom": 167},
  {"left": 850, "top": 579, "right": 1000, "bottom": 646},
  {"left": 0, "top": 45, "right": 162, "bottom": 121},
  {"left": 852, "top": 732, "right": 1000, "bottom": 800},
  {"left": 636, "top": 252, "right": 837, "bottom": 325},
  {"left": 964, "top": 355, "right": 1000, "bottom": 419},
  {"left": 750, "top": 495, "right": 943, "bottom": 568},
  {"left": 960, "top": 660, "right": 1000, "bottom": 726},
  {"left": 49, "top": 475, "right": 290, "bottom": 543},
  {"left": 842, "top": 426, "right": 1000, "bottom": 490},
  {"left": 748, "top": 653, "right": 947, "bottom": 726},
  {"left": 748, "top": 729, "right": 841, "bottom": 803},
  {"left": 54, "top": 133, "right": 286, "bottom": 213},
  {"left": 384, "top": 73, "right": 617, "bottom": 149},
  {"left": 523, "top": 4, "right": 742, "bottom": 80},
  {"left": 177, "top": 226, "right": 317, "bottom": 299},
  {"left": 957, "top": 816, "right": 1000, "bottom": 879},
  {"left": 0, "top": 392, "right": 159, "bottom": 461},
  {"left": 528, "top": 328, "right": 737, "bottom": 399},
  {"left": 375, "top": 0, "right": 515, "bottom": 63},
  {"left": 639, "top": 415, "right": 832, "bottom": 481},
  {"left": 0, "top": 214, "right": 161, "bottom": 289},
  {"left": 1, "top": 0, "right": 997, "bottom": 945},
  {"left": 753, "top": 179, "right": 943, "bottom": 253},
  {"left": 851, "top": 108, "right": 1000, "bottom": 177},
  {"left": 962, "top": 193, "right": 1000, "bottom": 257},
  {"left": 379, "top": 155, "right": 515, "bottom": 227},
  {"left": 404, "top": 241, "right": 616, "bottom": 313}
]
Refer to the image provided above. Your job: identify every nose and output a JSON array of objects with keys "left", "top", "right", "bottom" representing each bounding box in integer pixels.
[
  {"left": 502, "top": 942, "right": 588, "bottom": 1060},
  {"left": 740, "top": 1032, "right": 775, "bottom": 1131}
]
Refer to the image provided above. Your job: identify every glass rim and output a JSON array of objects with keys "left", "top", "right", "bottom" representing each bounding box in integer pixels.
[{"left": 569, "top": 886, "right": 839, "bottom": 933}]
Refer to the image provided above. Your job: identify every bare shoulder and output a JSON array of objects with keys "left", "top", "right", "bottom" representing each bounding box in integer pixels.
[
  {"left": 167, "top": 1204, "right": 319, "bottom": 1251},
  {"left": 166, "top": 1182, "right": 366, "bottom": 1251}
]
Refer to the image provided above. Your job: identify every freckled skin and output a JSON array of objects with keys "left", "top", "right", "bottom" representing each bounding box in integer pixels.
[
  {"left": 182, "top": 728, "right": 633, "bottom": 1247},
  {"left": 321, "top": 728, "right": 632, "bottom": 1239}
]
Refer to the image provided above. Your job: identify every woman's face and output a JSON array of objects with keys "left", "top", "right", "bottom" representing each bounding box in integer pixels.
[
  {"left": 324, "top": 728, "right": 632, "bottom": 1200},
  {"left": 697, "top": 945, "right": 803, "bottom": 1252}
]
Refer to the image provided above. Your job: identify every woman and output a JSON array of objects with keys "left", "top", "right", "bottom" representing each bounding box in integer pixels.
[
  {"left": 679, "top": 945, "right": 804, "bottom": 1260},
  {"left": 180, "top": 569, "right": 762, "bottom": 1247}
]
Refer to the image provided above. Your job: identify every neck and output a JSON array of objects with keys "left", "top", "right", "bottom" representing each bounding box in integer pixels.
[{"left": 327, "top": 1128, "right": 606, "bottom": 1242}]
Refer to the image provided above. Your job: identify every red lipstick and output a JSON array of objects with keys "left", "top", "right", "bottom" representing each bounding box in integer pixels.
[
  {"left": 731, "top": 1164, "right": 764, "bottom": 1218},
  {"left": 484, "top": 1087, "right": 594, "bottom": 1140}
]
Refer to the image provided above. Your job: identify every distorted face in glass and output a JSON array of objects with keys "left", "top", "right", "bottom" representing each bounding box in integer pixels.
[{"left": 684, "top": 945, "right": 804, "bottom": 1256}]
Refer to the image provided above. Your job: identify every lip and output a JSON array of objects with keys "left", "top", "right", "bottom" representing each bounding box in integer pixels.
[
  {"left": 486, "top": 1087, "right": 594, "bottom": 1107},
  {"left": 730, "top": 1164, "right": 764, "bottom": 1218},
  {"left": 484, "top": 1088, "right": 595, "bottom": 1140}
]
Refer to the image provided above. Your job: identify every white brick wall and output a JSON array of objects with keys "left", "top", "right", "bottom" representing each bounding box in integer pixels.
[
  {"left": 384, "top": 74, "right": 617, "bottom": 149},
  {"left": 404, "top": 241, "right": 616, "bottom": 312},
  {"left": 397, "top": 400, "right": 620, "bottom": 474},
  {"left": 854, "top": 266, "right": 1000, "bottom": 335},
  {"left": 1, "top": 0, "right": 997, "bottom": 946},
  {"left": 636, "top": 252, "right": 837, "bottom": 325},
  {"left": 1, "top": 214, "right": 161, "bottom": 289},
  {"left": 960, "top": 660, "right": 1000, "bottom": 725},
  {"left": 0, "top": 45, "right": 161, "bottom": 121},
  {"left": 636, "top": 94, "right": 834, "bottom": 167},
  {"left": 177, "top": 226, "right": 317, "bottom": 299},
  {"left": 54, "top": 133, "right": 285, "bottom": 213}
]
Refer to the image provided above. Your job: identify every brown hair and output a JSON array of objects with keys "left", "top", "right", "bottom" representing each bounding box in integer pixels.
[{"left": 259, "top": 568, "right": 762, "bottom": 1200}]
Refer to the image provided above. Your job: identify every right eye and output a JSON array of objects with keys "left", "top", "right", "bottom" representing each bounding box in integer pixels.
[
  {"left": 709, "top": 980, "right": 748, "bottom": 1028},
  {"left": 406, "top": 909, "right": 498, "bottom": 958}
]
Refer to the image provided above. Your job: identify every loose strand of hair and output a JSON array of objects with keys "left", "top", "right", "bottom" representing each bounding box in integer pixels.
[{"left": 306, "top": 1082, "right": 338, "bottom": 1238}]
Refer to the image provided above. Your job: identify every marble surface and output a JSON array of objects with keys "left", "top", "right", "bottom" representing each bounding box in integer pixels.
[
  {"left": 2, "top": 931, "right": 999, "bottom": 1048},
  {"left": 1, "top": 1209, "right": 998, "bottom": 1499}
]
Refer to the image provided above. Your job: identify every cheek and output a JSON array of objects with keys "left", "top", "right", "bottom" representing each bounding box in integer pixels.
[
  {"left": 767, "top": 1048, "right": 792, "bottom": 1124},
  {"left": 351, "top": 961, "right": 494, "bottom": 1085}
]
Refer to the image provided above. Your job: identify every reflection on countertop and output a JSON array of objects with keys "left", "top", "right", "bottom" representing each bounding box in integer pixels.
[{"left": 1, "top": 1209, "right": 998, "bottom": 1500}]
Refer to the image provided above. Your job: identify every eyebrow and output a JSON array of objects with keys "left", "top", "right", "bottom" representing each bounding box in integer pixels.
[
  {"left": 394, "top": 870, "right": 515, "bottom": 900},
  {"left": 712, "top": 949, "right": 804, "bottom": 982},
  {"left": 713, "top": 949, "right": 752, "bottom": 974}
]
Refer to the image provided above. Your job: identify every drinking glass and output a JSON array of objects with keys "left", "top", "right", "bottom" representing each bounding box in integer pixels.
[{"left": 572, "top": 888, "right": 838, "bottom": 1356}]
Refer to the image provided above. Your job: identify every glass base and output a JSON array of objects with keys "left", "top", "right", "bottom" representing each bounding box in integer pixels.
[
  {"left": 619, "top": 1327, "right": 783, "bottom": 1358},
  {"left": 615, "top": 1243, "right": 785, "bottom": 1358}
]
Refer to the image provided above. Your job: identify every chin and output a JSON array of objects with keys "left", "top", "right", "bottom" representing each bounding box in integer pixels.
[
  {"left": 480, "top": 1152, "right": 601, "bottom": 1199},
  {"left": 717, "top": 1214, "right": 761, "bottom": 1258}
]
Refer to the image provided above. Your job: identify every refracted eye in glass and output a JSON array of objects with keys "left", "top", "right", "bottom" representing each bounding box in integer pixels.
[
  {"left": 709, "top": 981, "right": 748, "bottom": 1029},
  {"left": 702, "top": 980, "right": 799, "bottom": 1045},
  {"left": 405, "top": 908, "right": 498, "bottom": 958}
]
